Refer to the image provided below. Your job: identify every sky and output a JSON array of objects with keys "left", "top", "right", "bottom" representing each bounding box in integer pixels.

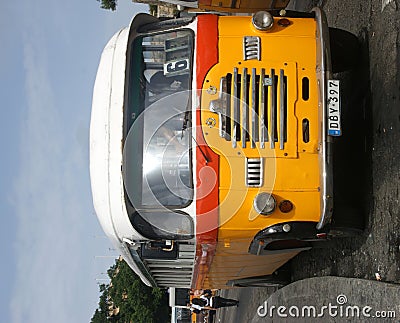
[{"left": 0, "top": 0, "right": 148, "bottom": 322}]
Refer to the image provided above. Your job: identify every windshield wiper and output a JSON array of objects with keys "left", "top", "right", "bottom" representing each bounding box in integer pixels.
[
  {"left": 181, "top": 110, "right": 191, "bottom": 136},
  {"left": 192, "top": 136, "right": 209, "bottom": 164},
  {"left": 180, "top": 109, "right": 209, "bottom": 164}
]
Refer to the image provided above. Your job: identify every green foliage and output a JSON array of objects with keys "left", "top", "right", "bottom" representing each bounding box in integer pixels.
[
  {"left": 97, "top": 0, "right": 117, "bottom": 11},
  {"left": 91, "top": 259, "right": 170, "bottom": 323}
]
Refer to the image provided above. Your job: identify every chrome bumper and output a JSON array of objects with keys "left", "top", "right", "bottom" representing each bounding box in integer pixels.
[{"left": 313, "top": 7, "right": 334, "bottom": 230}]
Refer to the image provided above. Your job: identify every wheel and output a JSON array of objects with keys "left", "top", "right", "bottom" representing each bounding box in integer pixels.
[
  {"left": 329, "top": 204, "right": 365, "bottom": 238},
  {"left": 329, "top": 27, "right": 360, "bottom": 73},
  {"left": 234, "top": 274, "right": 289, "bottom": 288},
  {"left": 228, "top": 265, "right": 291, "bottom": 288},
  {"left": 234, "top": 278, "right": 288, "bottom": 288},
  {"left": 328, "top": 226, "right": 363, "bottom": 238}
]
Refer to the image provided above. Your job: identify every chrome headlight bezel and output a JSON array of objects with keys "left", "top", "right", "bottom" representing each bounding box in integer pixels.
[
  {"left": 252, "top": 11, "right": 274, "bottom": 31},
  {"left": 253, "top": 192, "right": 276, "bottom": 215}
]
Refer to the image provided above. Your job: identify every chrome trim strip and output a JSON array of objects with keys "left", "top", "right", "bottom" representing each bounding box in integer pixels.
[
  {"left": 251, "top": 68, "right": 257, "bottom": 148},
  {"left": 279, "top": 69, "right": 285, "bottom": 150},
  {"left": 260, "top": 68, "right": 266, "bottom": 148},
  {"left": 147, "top": 263, "right": 194, "bottom": 268},
  {"left": 233, "top": 68, "right": 239, "bottom": 148},
  {"left": 241, "top": 68, "right": 248, "bottom": 148},
  {"left": 313, "top": 7, "right": 334, "bottom": 230},
  {"left": 220, "top": 76, "right": 228, "bottom": 139},
  {"left": 270, "top": 68, "right": 276, "bottom": 149},
  {"left": 155, "top": 275, "right": 192, "bottom": 279}
]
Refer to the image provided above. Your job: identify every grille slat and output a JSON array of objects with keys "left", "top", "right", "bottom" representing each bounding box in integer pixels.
[
  {"left": 225, "top": 73, "right": 232, "bottom": 140},
  {"left": 270, "top": 69, "right": 276, "bottom": 148},
  {"left": 279, "top": 69, "right": 287, "bottom": 150},
  {"left": 251, "top": 68, "right": 257, "bottom": 148},
  {"left": 232, "top": 68, "right": 239, "bottom": 147},
  {"left": 241, "top": 68, "right": 248, "bottom": 148},
  {"left": 260, "top": 68, "right": 267, "bottom": 148},
  {"left": 220, "top": 77, "right": 228, "bottom": 139}
]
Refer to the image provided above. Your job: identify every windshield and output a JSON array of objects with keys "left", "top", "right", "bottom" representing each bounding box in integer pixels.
[{"left": 123, "top": 29, "right": 194, "bottom": 214}]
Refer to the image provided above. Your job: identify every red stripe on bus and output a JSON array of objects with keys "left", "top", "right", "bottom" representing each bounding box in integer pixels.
[
  {"left": 193, "top": 14, "right": 219, "bottom": 289},
  {"left": 198, "top": 0, "right": 212, "bottom": 6}
]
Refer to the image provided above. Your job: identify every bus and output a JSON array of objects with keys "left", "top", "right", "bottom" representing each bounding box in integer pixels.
[
  {"left": 90, "top": 8, "right": 360, "bottom": 290},
  {"left": 156, "top": 0, "right": 290, "bottom": 13}
]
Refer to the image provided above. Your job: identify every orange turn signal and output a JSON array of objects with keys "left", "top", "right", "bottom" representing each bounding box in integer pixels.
[
  {"left": 279, "top": 200, "right": 293, "bottom": 213},
  {"left": 278, "top": 18, "right": 291, "bottom": 27}
]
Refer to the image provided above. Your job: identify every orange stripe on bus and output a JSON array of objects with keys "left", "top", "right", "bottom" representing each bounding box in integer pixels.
[{"left": 193, "top": 15, "right": 219, "bottom": 289}]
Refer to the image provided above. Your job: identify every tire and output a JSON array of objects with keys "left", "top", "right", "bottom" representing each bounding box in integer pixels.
[
  {"left": 329, "top": 27, "right": 360, "bottom": 73},
  {"left": 230, "top": 266, "right": 291, "bottom": 288},
  {"left": 329, "top": 204, "right": 365, "bottom": 238},
  {"left": 234, "top": 276, "right": 288, "bottom": 288},
  {"left": 328, "top": 226, "right": 363, "bottom": 238},
  {"left": 235, "top": 279, "right": 287, "bottom": 288}
]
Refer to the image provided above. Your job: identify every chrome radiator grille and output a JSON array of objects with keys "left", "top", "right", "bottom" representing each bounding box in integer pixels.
[
  {"left": 144, "top": 242, "right": 195, "bottom": 288},
  {"left": 212, "top": 67, "right": 288, "bottom": 150}
]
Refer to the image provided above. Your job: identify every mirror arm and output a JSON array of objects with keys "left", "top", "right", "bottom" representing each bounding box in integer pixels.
[{"left": 162, "top": 240, "right": 175, "bottom": 252}]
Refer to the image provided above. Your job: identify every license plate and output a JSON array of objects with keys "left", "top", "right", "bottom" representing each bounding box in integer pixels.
[{"left": 327, "top": 80, "right": 341, "bottom": 136}]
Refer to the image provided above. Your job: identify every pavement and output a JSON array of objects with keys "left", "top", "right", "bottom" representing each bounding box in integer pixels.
[
  {"left": 217, "top": 277, "right": 400, "bottom": 322},
  {"left": 253, "top": 277, "right": 400, "bottom": 322}
]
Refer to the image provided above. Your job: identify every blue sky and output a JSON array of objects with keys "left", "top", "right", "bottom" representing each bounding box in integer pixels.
[{"left": 1, "top": 0, "right": 148, "bottom": 322}]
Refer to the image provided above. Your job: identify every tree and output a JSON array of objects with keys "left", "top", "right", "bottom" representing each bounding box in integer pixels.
[
  {"left": 97, "top": 0, "right": 117, "bottom": 11},
  {"left": 91, "top": 259, "right": 170, "bottom": 323}
]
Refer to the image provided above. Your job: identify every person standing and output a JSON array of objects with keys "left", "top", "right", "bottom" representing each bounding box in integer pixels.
[
  {"left": 209, "top": 295, "right": 239, "bottom": 308},
  {"left": 191, "top": 295, "right": 239, "bottom": 309}
]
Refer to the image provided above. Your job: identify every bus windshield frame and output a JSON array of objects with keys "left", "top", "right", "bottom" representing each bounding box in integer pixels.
[{"left": 122, "top": 28, "right": 195, "bottom": 240}]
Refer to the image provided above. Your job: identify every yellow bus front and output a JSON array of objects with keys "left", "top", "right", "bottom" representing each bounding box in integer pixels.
[{"left": 196, "top": 10, "right": 333, "bottom": 288}]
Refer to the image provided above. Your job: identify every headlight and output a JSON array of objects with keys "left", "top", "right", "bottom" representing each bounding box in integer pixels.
[
  {"left": 252, "top": 11, "right": 274, "bottom": 31},
  {"left": 253, "top": 193, "right": 276, "bottom": 215}
]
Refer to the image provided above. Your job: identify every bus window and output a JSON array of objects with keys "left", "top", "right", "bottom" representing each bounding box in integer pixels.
[
  {"left": 123, "top": 30, "right": 194, "bottom": 209},
  {"left": 129, "top": 210, "right": 194, "bottom": 240}
]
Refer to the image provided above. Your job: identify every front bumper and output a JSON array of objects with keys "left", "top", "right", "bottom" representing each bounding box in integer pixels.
[{"left": 313, "top": 7, "right": 334, "bottom": 230}]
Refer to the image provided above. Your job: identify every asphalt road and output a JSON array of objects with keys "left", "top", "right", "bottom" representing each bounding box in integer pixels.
[
  {"left": 291, "top": 0, "right": 400, "bottom": 286},
  {"left": 216, "top": 0, "right": 400, "bottom": 321}
]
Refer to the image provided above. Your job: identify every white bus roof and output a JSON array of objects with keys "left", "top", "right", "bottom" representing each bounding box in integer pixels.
[{"left": 90, "top": 14, "right": 158, "bottom": 287}]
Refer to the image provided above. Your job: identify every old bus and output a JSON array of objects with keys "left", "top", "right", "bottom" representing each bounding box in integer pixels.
[
  {"left": 90, "top": 9, "right": 360, "bottom": 289},
  {"left": 157, "top": 0, "right": 290, "bottom": 13}
]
